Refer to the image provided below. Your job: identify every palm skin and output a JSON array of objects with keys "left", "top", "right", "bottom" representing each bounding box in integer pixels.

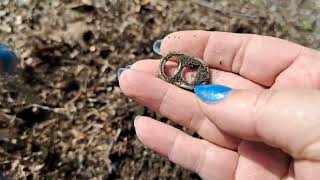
[{"left": 119, "top": 31, "right": 320, "bottom": 180}]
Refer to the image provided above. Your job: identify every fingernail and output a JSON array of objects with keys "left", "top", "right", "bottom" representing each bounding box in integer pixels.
[
  {"left": 0, "top": 43, "right": 18, "bottom": 74},
  {"left": 194, "top": 84, "right": 232, "bottom": 103},
  {"left": 117, "top": 65, "right": 131, "bottom": 77},
  {"left": 134, "top": 115, "right": 142, "bottom": 127},
  {"left": 153, "top": 39, "right": 162, "bottom": 55}
]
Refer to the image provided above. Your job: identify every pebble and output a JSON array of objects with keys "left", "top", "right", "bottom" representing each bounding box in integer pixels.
[
  {"left": 16, "top": 0, "right": 31, "bottom": 6},
  {"left": 0, "top": 23, "right": 12, "bottom": 33},
  {"left": 0, "top": 11, "right": 6, "bottom": 17},
  {"left": 15, "top": 16, "right": 22, "bottom": 25},
  {"left": 89, "top": 46, "right": 96, "bottom": 52}
]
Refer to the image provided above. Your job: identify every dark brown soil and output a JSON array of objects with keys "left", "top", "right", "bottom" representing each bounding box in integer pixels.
[{"left": 0, "top": 0, "right": 319, "bottom": 179}]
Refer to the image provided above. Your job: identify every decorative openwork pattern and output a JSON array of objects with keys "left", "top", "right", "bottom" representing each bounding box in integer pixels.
[{"left": 159, "top": 51, "right": 210, "bottom": 91}]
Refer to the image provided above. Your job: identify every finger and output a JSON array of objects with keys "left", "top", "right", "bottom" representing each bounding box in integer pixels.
[
  {"left": 194, "top": 84, "right": 320, "bottom": 160},
  {"left": 134, "top": 116, "right": 238, "bottom": 180},
  {"left": 119, "top": 68, "right": 241, "bottom": 149},
  {"left": 130, "top": 59, "right": 262, "bottom": 90},
  {"left": 236, "top": 141, "right": 290, "bottom": 180},
  {"left": 294, "top": 160, "right": 320, "bottom": 180},
  {"left": 272, "top": 51, "right": 320, "bottom": 89},
  {"left": 160, "top": 31, "right": 317, "bottom": 87}
]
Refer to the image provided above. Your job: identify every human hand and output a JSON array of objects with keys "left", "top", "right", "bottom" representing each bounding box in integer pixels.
[{"left": 118, "top": 31, "right": 320, "bottom": 180}]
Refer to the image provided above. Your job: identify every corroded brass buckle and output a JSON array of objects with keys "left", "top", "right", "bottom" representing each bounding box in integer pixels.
[{"left": 159, "top": 51, "right": 210, "bottom": 91}]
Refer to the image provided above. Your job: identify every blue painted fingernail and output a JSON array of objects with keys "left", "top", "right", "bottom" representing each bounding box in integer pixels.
[
  {"left": 153, "top": 39, "right": 162, "bottom": 55},
  {"left": 0, "top": 43, "right": 18, "bottom": 74},
  {"left": 117, "top": 65, "right": 131, "bottom": 77},
  {"left": 195, "top": 84, "right": 232, "bottom": 103}
]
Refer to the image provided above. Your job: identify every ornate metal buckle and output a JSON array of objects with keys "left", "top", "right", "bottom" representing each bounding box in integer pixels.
[{"left": 159, "top": 51, "right": 210, "bottom": 91}]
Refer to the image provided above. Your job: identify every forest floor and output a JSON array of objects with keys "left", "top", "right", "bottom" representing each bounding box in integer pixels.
[{"left": 0, "top": 0, "right": 319, "bottom": 179}]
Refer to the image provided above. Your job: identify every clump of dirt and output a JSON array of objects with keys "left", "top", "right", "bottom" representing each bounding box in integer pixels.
[{"left": 0, "top": 0, "right": 319, "bottom": 179}]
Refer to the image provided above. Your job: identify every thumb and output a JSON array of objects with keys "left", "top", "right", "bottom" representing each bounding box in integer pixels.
[{"left": 194, "top": 84, "right": 320, "bottom": 160}]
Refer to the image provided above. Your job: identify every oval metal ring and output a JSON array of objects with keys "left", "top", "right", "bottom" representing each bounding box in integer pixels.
[{"left": 159, "top": 51, "right": 210, "bottom": 91}]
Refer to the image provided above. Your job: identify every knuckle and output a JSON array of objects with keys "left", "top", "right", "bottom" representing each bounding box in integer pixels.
[
  {"left": 252, "top": 90, "right": 278, "bottom": 137},
  {"left": 252, "top": 90, "right": 277, "bottom": 115},
  {"left": 195, "top": 139, "right": 210, "bottom": 174},
  {"left": 157, "top": 86, "right": 171, "bottom": 113}
]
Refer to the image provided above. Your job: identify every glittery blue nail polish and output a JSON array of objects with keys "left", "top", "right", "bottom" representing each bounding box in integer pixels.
[
  {"left": 117, "top": 65, "right": 131, "bottom": 77},
  {"left": 195, "top": 84, "right": 232, "bottom": 103},
  {"left": 153, "top": 39, "right": 162, "bottom": 55},
  {"left": 117, "top": 68, "right": 125, "bottom": 77},
  {"left": 0, "top": 43, "right": 18, "bottom": 74}
]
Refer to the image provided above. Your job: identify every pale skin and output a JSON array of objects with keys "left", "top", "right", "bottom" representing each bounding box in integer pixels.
[{"left": 118, "top": 31, "right": 320, "bottom": 180}]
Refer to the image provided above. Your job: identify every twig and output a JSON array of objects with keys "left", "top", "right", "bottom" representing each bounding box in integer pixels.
[
  {"left": 106, "top": 128, "right": 121, "bottom": 156},
  {"left": 30, "top": 104, "right": 70, "bottom": 116}
]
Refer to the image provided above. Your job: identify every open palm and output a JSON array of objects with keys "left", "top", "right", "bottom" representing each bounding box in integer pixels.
[{"left": 119, "top": 31, "right": 320, "bottom": 180}]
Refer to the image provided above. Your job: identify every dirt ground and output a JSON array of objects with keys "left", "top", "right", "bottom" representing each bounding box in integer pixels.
[{"left": 0, "top": 0, "right": 319, "bottom": 179}]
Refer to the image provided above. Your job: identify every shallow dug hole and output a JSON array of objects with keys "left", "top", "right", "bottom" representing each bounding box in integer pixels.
[{"left": 0, "top": 0, "right": 319, "bottom": 179}]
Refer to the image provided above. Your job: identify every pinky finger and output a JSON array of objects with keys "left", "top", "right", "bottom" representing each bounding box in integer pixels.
[{"left": 134, "top": 116, "right": 239, "bottom": 180}]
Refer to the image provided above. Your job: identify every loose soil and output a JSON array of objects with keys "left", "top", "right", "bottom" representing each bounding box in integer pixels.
[{"left": 0, "top": 0, "right": 319, "bottom": 179}]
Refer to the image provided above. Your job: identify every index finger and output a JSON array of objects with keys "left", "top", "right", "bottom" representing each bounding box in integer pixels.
[{"left": 159, "top": 31, "right": 315, "bottom": 87}]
